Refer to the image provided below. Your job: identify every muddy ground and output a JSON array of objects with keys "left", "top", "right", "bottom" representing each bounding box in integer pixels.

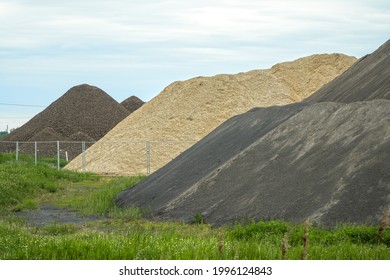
[{"left": 13, "top": 204, "right": 107, "bottom": 227}]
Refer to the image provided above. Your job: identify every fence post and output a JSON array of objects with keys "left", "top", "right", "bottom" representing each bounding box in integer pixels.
[
  {"left": 34, "top": 141, "right": 38, "bottom": 165},
  {"left": 57, "top": 141, "right": 60, "bottom": 171},
  {"left": 82, "top": 141, "right": 86, "bottom": 173},
  {"left": 16, "top": 141, "right": 19, "bottom": 161}
]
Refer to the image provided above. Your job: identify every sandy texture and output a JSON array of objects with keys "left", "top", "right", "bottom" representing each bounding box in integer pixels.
[{"left": 66, "top": 54, "right": 356, "bottom": 175}]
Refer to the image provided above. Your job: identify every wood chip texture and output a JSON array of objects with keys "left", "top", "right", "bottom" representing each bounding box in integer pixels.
[{"left": 65, "top": 54, "right": 356, "bottom": 175}]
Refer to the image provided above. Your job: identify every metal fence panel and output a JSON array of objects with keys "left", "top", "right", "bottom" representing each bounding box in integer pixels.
[{"left": 1, "top": 140, "right": 196, "bottom": 175}]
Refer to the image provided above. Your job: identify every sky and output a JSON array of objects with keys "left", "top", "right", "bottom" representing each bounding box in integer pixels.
[{"left": 0, "top": 0, "right": 389, "bottom": 131}]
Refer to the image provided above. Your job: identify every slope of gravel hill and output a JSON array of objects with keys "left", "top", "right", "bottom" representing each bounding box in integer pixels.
[
  {"left": 115, "top": 40, "right": 389, "bottom": 227},
  {"left": 306, "top": 39, "right": 390, "bottom": 102},
  {"left": 116, "top": 100, "right": 390, "bottom": 227}
]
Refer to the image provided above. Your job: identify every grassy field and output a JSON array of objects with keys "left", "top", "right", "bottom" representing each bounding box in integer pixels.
[{"left": 0, "top": 153, "right": 389, "bottom": 260}]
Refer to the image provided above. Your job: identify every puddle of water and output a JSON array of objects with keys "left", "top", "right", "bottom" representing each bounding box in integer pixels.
[{"left": 14, "top": 204, "right": 107, "bottom": 227}]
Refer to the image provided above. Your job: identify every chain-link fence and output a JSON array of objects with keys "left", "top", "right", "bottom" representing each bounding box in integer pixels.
[{"left": 0, "top": 140, "right": 196, "bottom": 175}]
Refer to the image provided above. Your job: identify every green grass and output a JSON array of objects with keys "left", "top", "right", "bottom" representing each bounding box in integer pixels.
[
  {"left": 51, "top": 176, "right": 145, "bottom": 219},
  {"left": 0, "top": 218, "right": 389, "bottom": 260},
  {"left": 0, "top": 153, "right": 389, "bottom": 260},
  {"left": 0, "top": 153, "right": 98, "bottom": 212}
]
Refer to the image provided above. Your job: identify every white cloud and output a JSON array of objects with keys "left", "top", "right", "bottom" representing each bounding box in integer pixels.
[
  {"left": 1, "top": 0, "right": 388, "bottom": 51},
  {"left": 0, "top": 0, "right": 389, "bottom": 113}
]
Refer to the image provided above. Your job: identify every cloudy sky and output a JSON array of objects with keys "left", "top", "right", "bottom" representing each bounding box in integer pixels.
[{"left": 0, "top": 0, "right": 389, "bottom": 130}]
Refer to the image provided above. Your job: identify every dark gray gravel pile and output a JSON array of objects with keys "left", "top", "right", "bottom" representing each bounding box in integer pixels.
[
  {"left": 306, "top": 39, "right": 390, "bottom": 102},
  {"left": 116, "top": 39, "right": 390, "bottom": 227}
]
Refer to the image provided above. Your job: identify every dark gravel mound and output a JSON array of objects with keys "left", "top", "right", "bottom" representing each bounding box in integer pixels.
[
  {"left": 116, "top": 40, "right": 390, "bottom": 227},
  {"left": 68, "top": 131, "right": 95, "bottom": 142},
  {"left": 1, "top": 84, "right": 129, "bottom": 159},
  {"left": 17, "top": 127, "right": 67, "bottom": 156},
  {"left": 306, "top": 39, "right": 390, "bottom": 102},
  {"left": 121, "top": 96, "right": 145, "bottom": 114},
  {"left": 116, "top": 100, "right": 390, "bottom": 227},
  {"left": 116, "top": 102, "right": 309, "bottom": 209},
  {"left": 27, "top": 127, "right": 65, "bottom": 142}
]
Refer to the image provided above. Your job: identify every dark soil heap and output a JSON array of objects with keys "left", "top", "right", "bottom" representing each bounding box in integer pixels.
[
  {"left": 1, "top": 84, "right": 129, "bottom": 159},
  {"left": 115, "top": 39, "right": 390, "bottom": 227},
  {"left": 121, "top": 96, "right": 145, "bottom": 114},
  {"left": 306, "top": 39, "right": 390, "bottom": 102}
]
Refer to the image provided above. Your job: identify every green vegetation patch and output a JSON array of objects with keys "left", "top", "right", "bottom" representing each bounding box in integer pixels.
[
  {"left": 0, "top": 218, "right": 389, "bottom": 260},
  {"left": 0, "top": 153, "right": 98, "bottom": 212},
  {"left": 0, "top": 152, "right": 389, "bottom": 260},
  {"left": 52, "top": 176, "right": 145, "bottom": 219}
]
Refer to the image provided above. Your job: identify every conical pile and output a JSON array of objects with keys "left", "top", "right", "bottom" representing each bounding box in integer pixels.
[
  {"left": 121, "top": 96, "right": 145, "bottom": 114},
  {"left": 66, "top": 54, "right": 356, "bottom": 175},
  {"left": 1, "top": 84, "right": 130, "bottom": 159}
]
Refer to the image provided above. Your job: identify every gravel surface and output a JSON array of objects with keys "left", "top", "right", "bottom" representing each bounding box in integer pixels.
[{"left": 306, "top": 39, "right": 390, "bottom": 102}]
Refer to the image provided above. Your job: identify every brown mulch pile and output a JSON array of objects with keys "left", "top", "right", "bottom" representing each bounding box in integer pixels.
[
  {"left": 121, "top": 96, "right": 145, "bottom": 114},
  {"left": 0, "top": 84, "right": 130, "bottom": 159}
]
